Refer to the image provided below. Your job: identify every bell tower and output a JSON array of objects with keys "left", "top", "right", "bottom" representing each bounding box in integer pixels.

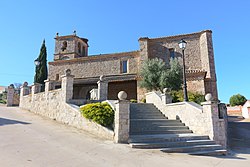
[{"left": 54, "top": 31, "right": 89, "bottom": 61}]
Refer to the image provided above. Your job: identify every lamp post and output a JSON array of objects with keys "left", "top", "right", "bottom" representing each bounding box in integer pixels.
[
  {"left": 178, "top": 39, "right": 188, "bottom": 102},
  {"left": 34, "top": 59, "right": 40, "bottom": 66},
  {"left": 34, "top": 59, "right": 40, "bottom": 84}
]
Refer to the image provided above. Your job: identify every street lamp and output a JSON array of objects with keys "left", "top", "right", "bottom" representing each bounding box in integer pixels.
[{"left": 178, "top": 39, "right": 188, "bottom": 102}]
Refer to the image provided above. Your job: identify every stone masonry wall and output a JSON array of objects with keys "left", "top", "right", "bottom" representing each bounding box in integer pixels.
[
  {"left": 49, "top": 51, "right": 139, "bottom": 81},
  {"left": 187, "top": 79, "right": 205, "bottom": 95},
  {"left": 19, "top": 87, "right": 114, "bottom": 140},
  {"left": 148, "top": 33, "right": 202, "bottom": 69}
]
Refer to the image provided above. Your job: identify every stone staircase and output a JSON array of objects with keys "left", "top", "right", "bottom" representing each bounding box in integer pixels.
[{"left": 129, "top": 103, "right": 227, "bottom": 156}]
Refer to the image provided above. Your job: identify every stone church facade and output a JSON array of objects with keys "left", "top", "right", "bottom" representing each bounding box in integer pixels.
[{"left": 48, "top": 30, "right": 218, "bottom": 101}]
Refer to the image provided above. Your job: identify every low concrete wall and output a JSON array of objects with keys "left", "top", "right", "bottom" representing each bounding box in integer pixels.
[
  {"left": 20, "top": 74, "right": 114, "bottom": 140},
  {"left": 146, "top": 91, "right": 227, "bottom": 147}
]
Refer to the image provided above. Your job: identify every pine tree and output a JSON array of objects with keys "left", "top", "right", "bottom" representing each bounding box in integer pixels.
[{"left": 34, "top": 40, "right": 48, "bottom": 85}]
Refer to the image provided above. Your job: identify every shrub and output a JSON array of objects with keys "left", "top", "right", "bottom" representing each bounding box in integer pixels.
[
  {"left": 229, "top": 94, "right": 247, "bottom": 106},
  {"left": 0, "top": 99, "right": 6, "bottom": 104},
  {"left": 170, "top": 90, "right": 205, "bottom": 104},
  {"left": 141, "top": 98, "right": 146, "bottom": 103},
  {"left": 80, "top": 102, "right": 114, "bottom": 128},
  {"left": 130, "top": 99, "right": 137, "bottom": 103}
]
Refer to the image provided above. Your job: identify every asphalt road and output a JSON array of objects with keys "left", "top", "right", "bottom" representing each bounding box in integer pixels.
[{"left": 0, "top": 105, "right": 250, "bottom": 167}]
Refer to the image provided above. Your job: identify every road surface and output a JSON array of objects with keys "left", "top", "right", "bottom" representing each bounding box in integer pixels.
[{"left": 0, "top": 105, "right": 250, "bottom": 167}]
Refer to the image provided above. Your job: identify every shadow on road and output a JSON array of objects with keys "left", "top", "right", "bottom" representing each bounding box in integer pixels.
[
  {"left": 226, "top": 116, "right": 250, "bottom": 159},
  {"left": 0, "top": 117, "right": 31, "bottom": 126}
]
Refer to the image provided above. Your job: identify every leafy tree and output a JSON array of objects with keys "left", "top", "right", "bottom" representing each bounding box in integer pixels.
[
  {"left": 140, "top": 58, "right": 182, "bottom": 92},
  {"left": 161, "top": 58, "right": 183, "bottom": 91},
  {"left": 34, "top": 40, "right": 48, "bottom": 85},
  {"left": 229, "top": 94, "right": 247, "bottom": 106}
]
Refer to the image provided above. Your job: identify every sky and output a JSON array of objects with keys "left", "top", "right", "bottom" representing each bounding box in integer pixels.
[{"left": 0, "top": 0, "right": 249, "bottom": 103}]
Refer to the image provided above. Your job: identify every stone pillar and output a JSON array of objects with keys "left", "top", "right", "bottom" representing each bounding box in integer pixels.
[
  {"left": 114, "top": 91, "right": 130, "bottom": 143},
  {"left": 20, "top": 82, "right": 30, "bottom": 96},
  {"left": 201, "top": 93, "right": 227, "bottom": 148},
  {"left": 31, "top": 83, "right": 42, "bottom": 94},
  {"left": 7, "top": 84, "right": 15, "bottom": 107},
  {"left": 61, "top": 69, "right": 74, "bottom": 102},
  {"left": 97, "top": 75, "right": 108, "bottom": 101},
  {"left": 20, "top": 82, "right": 29, "bottom": 108},
  {"left": 44, "top": 79, "right": 56, "bottom": 92}
]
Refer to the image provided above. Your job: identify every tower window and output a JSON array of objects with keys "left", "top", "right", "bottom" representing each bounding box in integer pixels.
[
  {"left": 78, "top": 42, "right": 81, "bottom": 54},
  {"left": 61, "top": 41, "right": 67, "bottom": 51},
  {"left": 82, "top": 46, "right": 86, "bottom": 56},
  {"left": 169, "top": 48, "right": 175, "bottom": 58},
  {"left": 121, "top": 60, "right": 128, "bottom": 73}
]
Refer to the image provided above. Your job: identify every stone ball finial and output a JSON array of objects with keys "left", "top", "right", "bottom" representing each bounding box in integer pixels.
[
  {"left": 99, "top": 75, "right": 104, "bottom": 81},
  {"left": 163, "top": 88, "right": 169, "bottom": 94},
  {"left": 65, "top": 69, "right": 71, "bottom": 76},
  {"left": 23, "top": 82, "right": 28, "bottom": 87},
  {"left": 205, "top": 93, "right": 213, "bottom": 101},
  {"left": 9, "top": 84, "right": 14, "bottom": 89},
  {"left": 118, "top": 91, "right": 127, "bottom": 100}
]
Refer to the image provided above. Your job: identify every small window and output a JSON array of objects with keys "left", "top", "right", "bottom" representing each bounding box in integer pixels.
[
  {"left": 121, "top": 60, "right": 128, "bottom": 73},
  {"left": 61, "top": 41, "right": 67, "bottom": 51},
  {"left": 169, "top": 48, "right": 175, "bottom": 58},
  {"left": 82, "top": 46, "right": 86, "bottom": 56},
  {"left": 56, "top": 74, "right": 59, "bottom": 81},
  {"left": 78, "top": 42, "right": 81, "bottom": 54}
]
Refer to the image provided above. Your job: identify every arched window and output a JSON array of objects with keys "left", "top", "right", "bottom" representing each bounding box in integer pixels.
[{"left": 61, "top": 56, "right": 70, "bottom": 60}]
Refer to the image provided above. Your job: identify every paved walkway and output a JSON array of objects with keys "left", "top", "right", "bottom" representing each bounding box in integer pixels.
[{"left": 0, "top": 105, "right": 250, "bottom": 167}]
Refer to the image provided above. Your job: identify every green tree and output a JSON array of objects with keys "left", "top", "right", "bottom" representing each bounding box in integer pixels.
[
  {"left": 140, "top": 58, "right": 182, "bottom": 92},
  {"left": 161, "top": 58, "right": 183, "bottom": 91},
  {"left": 34, "top": 40, "right": 48, "bottom": 85},
  {"left": 229, "top": 94, "right": 247, "bottom": 106}
]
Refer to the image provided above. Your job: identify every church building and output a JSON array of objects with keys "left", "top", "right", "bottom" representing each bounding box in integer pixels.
[{"left": 48, "top": 30, "right": 218, "bottom": 102}]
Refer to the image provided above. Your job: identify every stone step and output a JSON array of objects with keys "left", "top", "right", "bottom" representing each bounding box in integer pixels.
[
  {"left": 130, "top": 107, "right": 160, "bottom": 111},
  {"left": 188, "top": 149, "right": 227, "bottom": 156},
  {"left": 129, "top": 134, "right": 210, "bottom": 143},
  {"left": 129, "top": 103, "right": 227, "bottom": 155},
  {"left": 131, "top": 115, "right": 166, "bottom": 119},
  {"left": 130, "top": 126, "right": 189, "bottom": 132},
  {"left": 130, "top": 124, "right": 186, "bottom": 129},
  {"left": 130, "top": 112, "right": 164, "bottom": 115},
  {"left": 161, "top": 144, "right": 223, "bottom": 153},
  {"left": 129, "top": 140, "right": 216, "bottom": 149},
  {"left": 130, "top": 129, "right": 193, "bottom": 135},
  {"left": 130, "top": 120, "right": 183, "bottom": 126},
  {"left": 130, "top": 104, "right": 159, "bottom": 110},
  {"left": 130, "top": 119, "right": 181, "bottom": 122}
]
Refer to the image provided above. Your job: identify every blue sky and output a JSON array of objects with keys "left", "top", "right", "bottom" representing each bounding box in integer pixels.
[{"left": 0, "top": 0, "right": 249, "bottom": 103}]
